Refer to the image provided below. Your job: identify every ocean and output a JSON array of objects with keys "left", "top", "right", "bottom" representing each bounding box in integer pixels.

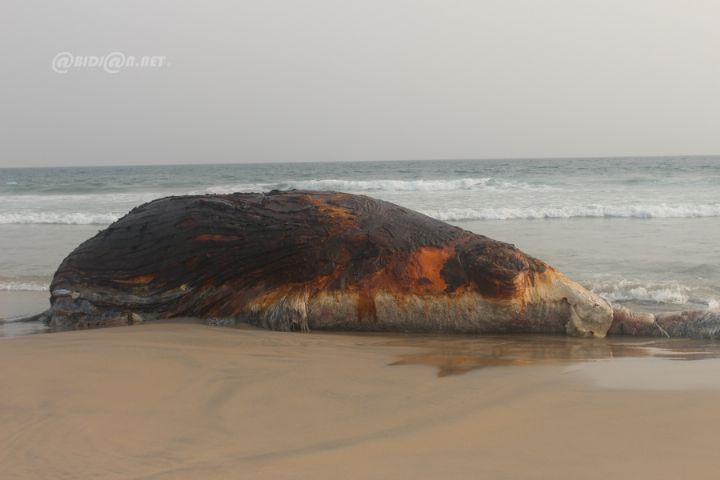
[{"left": 1, "top": 157, "right": 719, "bottom": 318}]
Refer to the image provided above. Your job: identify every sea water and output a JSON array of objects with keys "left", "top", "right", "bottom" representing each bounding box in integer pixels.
[{"left": 0, "top": 157, "right": 718, "bottom": 315}]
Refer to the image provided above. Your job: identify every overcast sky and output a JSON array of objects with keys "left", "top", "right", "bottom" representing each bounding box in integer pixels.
[{"left": 2, "top": 0, "right": 720, "bottom": 167}]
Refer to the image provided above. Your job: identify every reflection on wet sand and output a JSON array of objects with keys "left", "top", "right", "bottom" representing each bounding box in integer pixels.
[
  {"left": 0, "top": 291, "right": 49, "bottom": 338},
  {"left": 0, "top": 320, "right": 49, "bottom": 338},
  {"left": 386, "top": 334, "right": 720, "bottom": 376}
]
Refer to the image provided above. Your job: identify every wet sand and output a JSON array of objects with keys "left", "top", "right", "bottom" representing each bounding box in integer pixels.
[
  {"left": 0, "top": 291, "right": 48, "bottom": 320},
  {"left": 0, "top": 291, "right": 49, "bottom": 337},
  {"left": 2, "top": 322, "right": 720, "bottom": 479}
]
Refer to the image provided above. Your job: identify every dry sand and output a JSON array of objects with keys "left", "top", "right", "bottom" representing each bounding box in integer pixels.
[{"left": 2, "top": 321, "right": 720, "bottom": 479}]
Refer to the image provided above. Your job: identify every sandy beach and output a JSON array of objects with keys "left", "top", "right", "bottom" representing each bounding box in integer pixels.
[
  {"left": 4, "top": 0, "right": 720, "bottom": 477},
  {"left": 2, "top": 321, "right": 720, "bottom": 479}
]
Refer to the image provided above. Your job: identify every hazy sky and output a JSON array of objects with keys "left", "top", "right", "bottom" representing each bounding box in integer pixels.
[{"left": 2, "top": 0, "right": 720, "bottom": 167}]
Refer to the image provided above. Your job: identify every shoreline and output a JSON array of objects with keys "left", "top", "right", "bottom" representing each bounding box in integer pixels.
[
  {"left": 0, "top": 290, "right": 48, "bottom": 320},
  {"left": 0, "top": 291, "right": 49, "bottom": 338},
  {"left": 0, "top": 288, "right": 715, "bottom": 339},
  {"left": 2, "top": 322, "right": 720, "bottom": 478}
]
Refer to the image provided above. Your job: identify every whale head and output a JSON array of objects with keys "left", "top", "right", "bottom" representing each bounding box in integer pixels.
[{"left": 548, "top": 273, "right": 614, "bottom": 337}]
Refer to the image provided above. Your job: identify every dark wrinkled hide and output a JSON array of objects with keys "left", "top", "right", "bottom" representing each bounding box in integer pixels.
[{"left": 48, "top": 191, "right": 551, "bottom": 330}]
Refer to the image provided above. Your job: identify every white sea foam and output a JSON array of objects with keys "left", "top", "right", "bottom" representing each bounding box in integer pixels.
[
  {"left": 202, "top": 177, "right": 553, "bottom": 194},
  {"left": 0, "top": 212, "right": 120, "bottom": 225},
  {"left": 0, "top": 280, "right": 49, "bottom": 291},
  {"left": 1, "top": 192, "right": 164, "bottom": 206},
  {"left": 588, "top": 279, "right": 720, "bottom": 309},
  {"left": 422, "top": 203, "right": 720, "bottom": 221},
  {"left": 3, "top": 203, "right": 720, "bottom": 225},
  {"left": 597, "top": 282, "right": 690, "bottom": 304}
]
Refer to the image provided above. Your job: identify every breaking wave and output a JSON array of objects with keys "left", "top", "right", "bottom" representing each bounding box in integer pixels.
[
  {"left": 0, "top": 279, "right": 49, "bottom": 292},
  {"left": 0, "top": 212, "right": 121, "bottom": 225},
  {"left": 589, "top": 279, "right": 718, "bottom": 310},
  {"left": 3, "top": 203, "right": 720, "bottom": 225},
  {"left": 203, "top": 177, "right": 553, "bottom": 193},
  {"left": 422, "top": 203, "right": 720, "bottom": 221},
  {"left": 592, "top": 280, "right": 691, "bottom": 304}
]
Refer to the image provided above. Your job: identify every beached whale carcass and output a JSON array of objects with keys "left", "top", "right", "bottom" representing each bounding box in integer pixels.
[
  {"left": 44, "top": 191, "right": 613, "bottom": 335},
  {"left": 42, "top": 190, "right": 716, "bottom": 338}
]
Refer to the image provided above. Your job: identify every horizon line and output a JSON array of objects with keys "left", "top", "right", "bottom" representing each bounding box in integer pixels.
[{"left": 1, "top": 153, "right": 719, "bottom": 170}]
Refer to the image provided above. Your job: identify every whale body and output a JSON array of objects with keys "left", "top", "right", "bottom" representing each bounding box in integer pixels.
[
  {"left": 44, "top": 191, "right": 617, "bottom": 336},
  {"left": 43, "top": 190, "right": 718, "bottom": 338}
]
